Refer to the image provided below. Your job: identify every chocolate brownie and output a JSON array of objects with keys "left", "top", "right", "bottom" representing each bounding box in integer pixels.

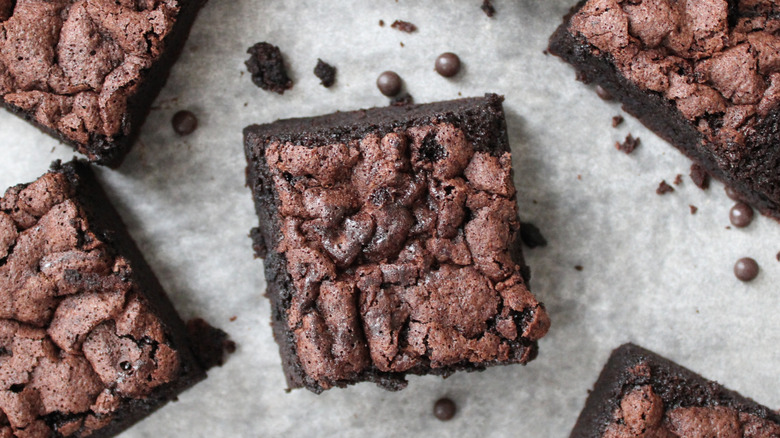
[
  {"left": 0, "top": 0, "right": 208, "bottom": 167},
  {"left": 571, "top": 344, "right": 780, "bottom": 437},
  {"left": 0, "top": 160, "right": 205, "bottom": 437},
  {"left": 244, "top": 94, "right": 550, "bottom": 393},
  {"left": 548, "top": 0, "right": 780, "bottom": 220}
]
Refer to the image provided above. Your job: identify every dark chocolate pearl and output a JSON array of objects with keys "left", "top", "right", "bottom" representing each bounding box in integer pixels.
[
  {"left": 724, "top": 185, "right": 742, "bottom": 201},
  {"left": 120, "top": 361, "right": 132, "bottom": 371},
  {"left": 433, "top": 398, "right": 457, "bottom": 421},
  {"left": 729, "top": 202, "right": 754, "bottom": 228},
  {"left": 377, "top": 71, "right": 402, "bottom": 97},
  {"left": 435, "top": 52, "right": 461, "bottom": 78},
  {"left": 172, "top": 110, "right": 198, "bottom": 136},
  {"left": 734, "top": 257, "right": 759, "bottom": 282},
  {"left": 595, "top": 85, "right": 613, "bottom": 101}
]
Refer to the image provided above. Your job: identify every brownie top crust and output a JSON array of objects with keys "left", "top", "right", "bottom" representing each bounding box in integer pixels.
[
  {"left": 255, "top": 97, "right": 550, "bottom": 390},
  {"left": 0, "top": 0, "right": 180, "bottom": 155},
  {"left": 0, "top": 166, "right": 182, "bottom": 437},
  {"left": 567, "top": 0, "right": 780, "bottom": 159}
]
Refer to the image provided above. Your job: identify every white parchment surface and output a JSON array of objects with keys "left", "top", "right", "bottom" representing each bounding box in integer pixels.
[{"left": 1, "top": 1, "right": 778, "bottom": 436}]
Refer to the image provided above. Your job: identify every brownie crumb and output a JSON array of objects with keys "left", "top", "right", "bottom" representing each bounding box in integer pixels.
[
  {"left": 730, "top": 203, "right": 754, "bottom": 228},
  {"left": 379, "top": 19, "right": 385, "bottom": 27},
  {"left": 245, "top": 42, "right": 293, "bottom": 94},
  {"left": 689, "top": 164, "right": 710, "bottom": 190},
  {"left": 734, "top": 258, "right": 759, "bottom": 282},
  {"left": 615, "top": 134, "right": 640, "bottom": 154},
  {"left": 481, "top": 0, "right": 495, "bottom": 17},
  {"left": 433, "top": 398, "right": 457, "bottom": 421},
  {"left": 390, "top": 93, "right": 414, "bottom": 106},
  {"left": 656, "top": 180, "right": 674, "bottom": 195},
  {"left": 391, "top": 20, "right": 417, "bottom": 33},
  {"left": 595, "top": 85, "right": 613, "bottom": 101},
  {"left": 186, "top": 318, "right": 236, "bottom": 369},
  {"left": 612, "top": 115, "right": 624, "bottom": 128},
  {"left": 229, "top": 316, "right": 237, "bottom": 322},
  {"left": 690, "top": 205, "right": 698, "bottom": 214},
  {"left": 314, "top": 59, "right": 337, "bottom": 88},
  {"left": 776, "top": 252, "right": 780, "bottom": 262},
  {"left": 673, "top": 174, "right": 683, "bottom": 185},
  {"left": 172, "top": 110, "right": 198, "bottom": 136},
  {"left": 520, "top": 222, "right": 548, "bottom": 249},
  {"left": 575, "top": 265, "right": 584, "bottom": 271}
]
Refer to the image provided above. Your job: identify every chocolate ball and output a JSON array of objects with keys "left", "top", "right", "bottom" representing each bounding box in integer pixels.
[
  {"left": 377, "top": 71, "right": 402, "bottom": 97},
  {"left": 435, "top": 52, "right": 461, "bottom": 78},
  {"left": 172, "top": 110, "right": 198, "bottom": 136},
  {"left": 433, "top": 397, "right": 457, "bottom": 421},
  {"left": 734, "top": 257, "right": 759, "bottom": 282},
  {"left": 729, "top": 203, "right": 754, "bottom": 228}
]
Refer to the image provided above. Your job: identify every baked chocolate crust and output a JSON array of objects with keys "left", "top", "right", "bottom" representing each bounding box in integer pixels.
[
  {"left": 0, "top": 160, "right": 205, "bottom": 437},
  {"left": 244, "top": 94, "right": 550, "bottom": 393},
  {"left": 571, "top": 344, "right": 780, "bottom": 437},
  {"left": 548, "top": 0, "right": 780, "bottom": 220},
  {"left": 0, "top": 0, "right": 208, "bottom": 168}
]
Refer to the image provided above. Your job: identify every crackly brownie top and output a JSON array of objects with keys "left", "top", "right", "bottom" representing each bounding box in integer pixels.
[
  {"left": 569, "top": 0, "right": 780, "bottom": 162},
  {"left": 0, "top": 0, "right": 180, "bottom": 150},
  {"left": 0, "top": 170, "right": 180, "bottom": 437},
  {"left": 265, "top": 122, "right": 551, "bottom": 389},
  {"left": 602, "top": 363, "right": 780, "bottom": 437}
]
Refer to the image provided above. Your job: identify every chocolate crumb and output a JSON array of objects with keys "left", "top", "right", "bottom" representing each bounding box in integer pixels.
[
  {"left": 172, "top": 110, "right": 198, "bottom": 136},
  {"left": 520, "top": 222, "right": 547, "bottom": 249},
  {"left": 729, "top": 203, "right": 754, "bottom": 228},
  {"left": 595, "top": 85, "right": 613, "bottom": 101},
  {"left": 689, "top": 164, "right": 710, "bottom": 190},
  {"left": 734, "top": 258, "right": 759, "bottom": 282},
  {"left": 612, "top": 115, "right": 624, "bottom": 127},
  {"left": 673, "top": 174, "right": 683, "bottom": 185},
  {"left": 690, "top": 205, "right": 698, "bottom": 214},
  {"left": 577, "top": 174, "right": 582, "bottom": 180},
  {"left": 186, "top": 318, "right": 236, "bottom": 369},
  {"left": 656, "top": 181, "right": 674, "bottom": 195},
  {"left": 390, "top": 93, "right": 414, "bottom": 106},
  {"left": 245, "top": 42, "right": 293, "bottom": 94},
  {"left": 433, "top": 398, "right": 457, "bottom": 421},
  {"left": 379, "top": 19, "right": 385, "bottom": 27},
  {"left": 391, "top": 20, "right": 417, "bottom": 33},
  {"left": 481, "top": 0, "right": 495, "bottom": 17},
  {"left": 314, "top": 59, "right": 337, "bottom": 88},
  {"left": 615, "top": 134, "right": 640, "bottom": 154},
  {"left": 229, "top": 316, "right": 237, "bottom": 322},
  {"left": 776, "top": 252, "right": 780, "bottom": 262},
  {"left": 574, "top": 265, "right": 584, "bottom": 271}
]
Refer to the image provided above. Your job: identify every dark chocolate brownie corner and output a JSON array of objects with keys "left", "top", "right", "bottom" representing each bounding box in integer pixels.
[
  {"left": 571, "top": 344, "right": 780, "bottom": 438},
  {"left": 244, "top": 94, "right": 550, "bottom": 393},
  {"left": 0, "top": 0, "right": 209, "bottom": 167},
  {"left": 0, "top": 160, "right": 206, "bottom": 437}
]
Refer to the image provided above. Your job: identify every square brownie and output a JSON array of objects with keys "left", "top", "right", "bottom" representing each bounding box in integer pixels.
[
  {"left": 548, "top": 1, "right": 780, "bottom": 219},
  {"left": 571, "top": 344, "right": 780, "bottom": 437},
  {"left": 0, "top": 0, "right": 208, "bottom": 167},
  {"left": 244, "top": 94, "right": 551, "bottom": 393},
  {"left": 0, "top": 160, "right": 205, "bottom": 437}
]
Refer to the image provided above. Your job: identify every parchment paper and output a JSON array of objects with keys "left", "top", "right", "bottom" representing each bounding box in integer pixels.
[{"left": 1, "top": 1, "right": 778, "bottom": 436}]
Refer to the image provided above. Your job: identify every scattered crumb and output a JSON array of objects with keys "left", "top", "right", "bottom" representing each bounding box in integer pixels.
[
  {"left": 543, "top": 49, "right": 549, "bottom": 55},
  {"left": 245, "top": 42, "right": 293, "bottom": 94},
  {"left": 391, "top": 93, "right": 414, "bottom": 106},
  {"left": 244, "top": 102, "right": 248, "bottom": 107},
  {"left": 689, "top": 205, "right": 698, "bottom": 214},
  {"left": 314, "top": 59, "right": 337, "bottom": 88},
  {"left": 574, "top": 265, "right": 584, "bottom": 271},
  {"left": 400, "top": 42, "right": 405, "bottom": 47},
  {"left": 229, "top": 316, "right": 237, "bottom": 322},
  {"left": 50, "top": 146, "right": 56, "bottom": 153},
  {"left": 726, "top": 226, "right": 732, "bottom": 230},
  {"left": 689, "top": 163, "right": 710, "bottom": 190},
  {"left": 186, "top": 318, "right": 236, "bottom": 369},
  {"left": 673, "top": 174, "right": 683, "bottom": 185},
  {"left": 615, "top": 134, "right": 640, "bottom": 154},
  {"left": 379, "top": 19, "right": 385, "bottom": 27},
  {"left": 612, "top": 115, "right": 624, "bottom": 127},
  {"left": 458, "top": 91, "right": 462, "bottom": 96},
  {"left": 520, "top": 222, "right": 548, "bottom": 249},
  {"left": 391, "top": 20, "right": 417, "bottom": 33},
  {"left": 656, "top": 180, "right": 674, "bottom": 195},
  {"left": 481, "top": 0, "right": 495, "bottom": 17},
  {"left": 577, "top": 174, "right": 582, "bottom": 180},
  {"left": 776, "top": 251, "right": 780, "bottom": 262}
]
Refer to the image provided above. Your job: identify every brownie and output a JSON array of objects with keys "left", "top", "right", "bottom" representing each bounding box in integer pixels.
[
  {"left": 0, "top": 0, "right": 208, "bottom": 167},
  {"left": 0, "top": 160, "right": 205, "bottom": 437},
  {"left": 244, "top": 94, "right": 551, "bottom": 393},
  {"left": 571, "top": 344, "right": 780, "bottom": 437},
  {"left": 548, "top": 0, "right": 780, "bottom": 220}
]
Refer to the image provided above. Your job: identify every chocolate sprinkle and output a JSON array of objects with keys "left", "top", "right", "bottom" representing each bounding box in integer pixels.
[
  {"left": 615, "top": 134, "right": 640, "bottom": 154},
  {"left": 314, "top": 59, "right": 337, "bottom": 88},
  {"left": 377, "top": 71, "right": 403, "bottom": 97},
  {"left": 689, "top": 164, "right": 710, "bottom": 190},
  {"left": 520, "top": 222, "right": 547, "bottom": 249},
  {"left": 481, "top": 0, "right": 495, "bottom": 17},
  {"left": 171, "top": 110, "right": 198, "bottom": 136},
  {"left": 435, "top": 52, "right": 461, "bottom": 78},
  {"left": 391, "top": 20, "right": 417, "bottom": 33},
  {"left": 433, "top": 398, "right": 457, "bottom": 421},
  {"left": 734, "top": 258, "right": 759, "bottom": 282},
  {"left": 612, "top": 115, "right": 624, "bottom": 128},
  {"left": 729, "top": 202, "right": 754, "bottom": 228},
  {"left": 245, "top": 42, "right": 293, "bottom": 94},
  {"left": 656, "top": 181, "right": 674, "bottom": 195}
]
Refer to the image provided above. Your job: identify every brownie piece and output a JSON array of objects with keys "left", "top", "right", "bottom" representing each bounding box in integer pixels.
[
  {"left": 571, "top": 344, "right": 780, "bottom": 437},
  {"left": 0, "top": 160, "right": 205, "bottom": 437},
  {"left": 0, "top": 0, "right": 208, "bottom": 167},
  {"left": 244, "top": 94, "right": 551, "bottom": 393},
  {"left": 548, "top": 0, "right": 780, "bottom": 220}
]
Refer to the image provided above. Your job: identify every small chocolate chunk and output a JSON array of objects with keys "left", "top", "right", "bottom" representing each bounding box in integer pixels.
[
  {"left": 520, "top": 222, "right": 547, "bottom": 248},
  {"left": 656, "top": 181, "right": 674, "bottom": 195},
  {"left": 314, "top": 59, "right": 337, "bottom": 88},
  {"left": 612, "top": 115, "right": 624, "bottom": 127},
  {"left": 615, "top": 134, "right": 640, "bottom": 154},
  {"left": 433, "top": 398, "right": 457, "bottom": 421},
  {"left": 729, "top": 202, "right": 754, "bottom": 228},
  {"left": 725, "top": 185, "right": 742, "bottom": 201},
  {"left": 377, "top": 71, "right": 403, "bottom": 97},
  {"left": 481, "top": 0, "right": 495, "bottom": 17},
  {"left": 435, "top": 53, "right": 461, "bottom": 78},
  {"left": 673, "top": 174, "right": 683, "bottom": 185},
  {"left": 690, "top": 164, "right": 710, "bottom": 190},
  {"left": 595, "top": 85, "right": 613, "bottom": 101},
  {"left": 391, "top": 20, "right": 417, "bottom": 33},
  {"left": 734, "top": 257, "right": 759, "bottom": 282},
  {"left": 245, "top": 42, "right": 293, "bottom": 94},
  {"left": 171, "top": 110, "right": 198, "bottom": 136}
]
